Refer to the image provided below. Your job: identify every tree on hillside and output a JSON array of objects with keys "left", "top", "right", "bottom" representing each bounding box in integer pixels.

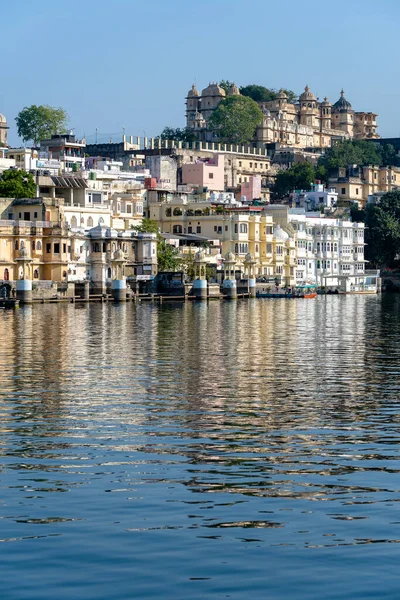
[
  {"left": 0, "top": 169, "right": 36, "bottom": 199},
  {"left": 132, "top": 218, "right": 182, "bottom": 271},
  {"left": 272, "top": 162, "right": 316, "bottom": 199},
  {"left": 240, "top": 85, "right": 297, "bottom": 103},
  {"left": 158, "top": 127, "right": 197, "bottom": 142},
  {"left": 208, "top": 95, "right": 263, "bottom": 144},
  {"left": 15, "top": 105, "right": 68, "bottom": 146},
  {"left": 319, "top": 140, "right": 390, "bottom": 172},
  {"left": 364, "top": 191, "right": 400, "bottom": 267}
]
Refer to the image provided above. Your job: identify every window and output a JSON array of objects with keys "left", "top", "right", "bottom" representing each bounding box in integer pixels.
[
  {"left": 36, "top": 241, "right": 41, "bottom": 250},
  {"left": 249, "top": 162, "right": 253, "bottom": 168},
  {"left": 46, "top": 243, "right": 51, "bottom": 253},
  {"left": 239, "top": 161, "right": 242, "bottom": 167},
  {"left": 15, "top": 240, "right": 19, "bottom": 250},
  {"left": 188, "top": 226, "right": 192, "bottom": 233},
  {"left": 341, "top": 188, "right": 346, "bottom": 194},
  {"left": 239, "top": 223, "right": 248, "bottom": 233},
  {"left": 87, "top": 217, "right": 93, "bottom": 227},
  {"left": 173, "top": 225, "right": 182, "bottom": 234},
  {"left": 54, "top": 243, "right": 60, "bottom": 254},
  {"left": 63, "top": 243, "right": 67, "bottom": 253},
  {"left": 209, "top": 173, "right": 214, "bottom": 179},
  {"left": 356, "top": 188, "right": 359, "bottom": 195},
  {"left": 234, "top": 224, "right": 238, "bottom": 233},
  {"left": 8, "top": 213, "right": 13, "bottom": 220},
  {"left": 33, "top": 269, "right": 39, "bottom": 279},
  {"left": 127, "top": 205, "right": 132, "bottom": 214},
  {"left": 196, "top": 226, "right": 201, "bottom": 233},
  {"left": 34, "top": 212, "right": 38, "bottom": 219},
  {"left": 225, "top": 225, "right": 228, "bottom": 231},
  {"left": 71, "top": 216, "right": 77, "bottom": 227},
  {"left": 31, "top": 241, "right": 35, "bottom": 250}
]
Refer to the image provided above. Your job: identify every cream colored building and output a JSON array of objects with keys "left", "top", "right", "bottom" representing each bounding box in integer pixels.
[
  {"left": 147, "top": 190, "right": 296, "bottom": 284},
  {"left": 186, "top": 83, "right": 379, "bottom": 149},
  {"left": 328, "top": 165, "right": 400, "bottom": 206}
]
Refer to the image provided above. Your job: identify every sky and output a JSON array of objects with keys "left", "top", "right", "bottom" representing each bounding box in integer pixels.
[{"left": 1, "top": 0, "right": 399, "bottom": 146}]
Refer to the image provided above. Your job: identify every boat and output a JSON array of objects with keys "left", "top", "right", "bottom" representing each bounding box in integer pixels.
[{"left": 296, "top": 285, "right": 317, "bottom": 299}]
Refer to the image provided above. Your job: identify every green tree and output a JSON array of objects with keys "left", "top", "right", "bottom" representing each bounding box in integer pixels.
[
  {"left": 272, "top": 162, "right": 316, "bottom": 199},
  {"left": 132, "top": 218, "right": 182, "bottom": 272},
  {"left": 208, "top": 95, "right": 263, "bottom": 144},
  {"left": 240, "top": 85, "right": 297, "bottom": 103},
  {"left": 158, "top": 127, "right": 196, "bottom": 142},
  {"left": 15, "top": 105, "right": 69, "bottom": 145},
  {"left": 364, "top": 191, "right": 400, "bottom": 267},
  {"left": 0, "top": 169, "right": 36, "bottom": 198},
  {"left": 132, "top": 218, "right": 159, "bottom": 234},
  {"left": 319, "top": 140, "right": 384, "bottom": 172}
]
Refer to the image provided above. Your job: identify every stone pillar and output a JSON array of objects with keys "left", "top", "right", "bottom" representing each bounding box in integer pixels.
[
  {"left": 248, "top": 277, "right": 256, "bottom": 297},
  {"left": 223, "top": 278, "right": 237, "bottom": 299},
  {"left": 112, "top": 279, "right": 126, "bottom": 301},
  {"left": 193, "top": 278, "right": 207, "bottom": 300},
  {"left": 16, "top": 279, "right": 32, "bottom": 304}
]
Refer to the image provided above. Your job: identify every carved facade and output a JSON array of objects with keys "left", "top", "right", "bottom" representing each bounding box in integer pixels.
[{"left": 186, "top": 84, "right": 379, "bottom": 149}]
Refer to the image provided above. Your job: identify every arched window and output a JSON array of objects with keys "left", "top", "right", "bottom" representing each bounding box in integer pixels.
[
  {"left": 33, "top": 269, "right": 39, "bottom": 279},
  {"left": 31, "top": 240, "right": 35, "bottom": 251},
  {"left": 172, "top": 225, "right": 182, "bottom": 234},
  {"left": 62, "top": 271, "right": 67, "bottom": 280},
  {"left": 15, "top": 240, "right": 19, "bottom": 250},
  {"left": 98, "top": 217, "right": 104, "bottom": 225},
  {"left": 20, "top": 240, "right": 25, "bottom": 249},
  {"left": 87, "top": 217, "right": 94, "bottom": 227},
  {"left": 36, "top": 241, "right": 42, "bottom": 251},
  {"left": 234, "top": 243, "right": 238, "bottom": 253},
  {"left": 4, "top": 268, "right": 9, "bottom": 281},
  {"left": 102, "top": 242, "right": 107, "bottom": 253},
  {"left": 94, "top": 243, "right": 100, "bottom": 253},
  {"left": 107, "top": 267, "right": 112, "bottom": 278},
  {"left": 71, "top": 216, "right": 78, "bottom": 227},
  {"left": 240, "top": 224, "right": 248, "bottom": 233}
]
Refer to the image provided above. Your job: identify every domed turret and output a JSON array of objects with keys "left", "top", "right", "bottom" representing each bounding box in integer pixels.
[
  {"left": 113, "top": 249, "right": 125, "bottom": 261},
  {"left": 321, "top": 96, "right": 331, "bottom": 107},
  {"left": 299, "top": 85, "right": 316, "bottom": 102},
  {"left": 227, "top": 83, "right": 240, "bottom": 96},
  {"left": 244, "top": 252, "right": 254, "bottom": 262},
  {"left": 225, "top": 251, "right": 236, "bottom": 262},
  {"left": 276, "top": 89, "right": 288, "bottom": 100},
  {"left": 187, "top": 84, "right": 200, "bottom": 98},
  {"left": 194, "top": 249, "right": 206, "bottom": 261},
  {"left": 201, "top": 83, "right": 226, "bottom": 98},
  {"left": 19, "top": 246, "right": 29, "bottom": 258},
  {"left": 333, "top": 89, "right": 352, "bottom": 111},
  {"left": 273, "top": 225, "right": 289, "bottom": 241}
]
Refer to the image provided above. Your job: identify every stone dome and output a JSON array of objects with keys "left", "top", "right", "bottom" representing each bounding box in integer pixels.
[
  {"left": 333, "top": 89, "right": 352, "bottom": 111},
  {"left": 299, "top": 85, "right": 316, "bottom": 101},
  {"left": 224, "top": 251, "right": 236, "bottom": 262},
  {"left": 273, "top": 225, "right": 289, "bottom": 241},
  {"left": 0, "top": 113, "right": 6, "bottom": 123},
  {"left": 19, "top": 246, "right": 30, "bottom": 258},
  {"left": 113, "top": 249, "right": 125, "bottom": 260},
  {"left": 187, "top": 84, "right": 199, "bottom": 97},
  {"left": 321, "top": 96, "right": 331, "bottom": 106},
  {"left": 201, "top": 83, "right": 226, "bottom": 97},
  {"left": 276, "top": 89, "right": 288, "bottom": 100},
  {"left": 227, "top": 83, "right": 240, "bottom": 96},
  {"left": 244, "top": 252, "right": 254, "bottom": 262},
  {"left": 194, "top": 249, "right": 206, "bottom": 261}
]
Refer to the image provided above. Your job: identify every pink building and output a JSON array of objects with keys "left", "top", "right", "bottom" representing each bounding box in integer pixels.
[
  {"left": 181, "top": 154, "right": 224, "bottom": 191},
  {"left": 241, "top": 175, "right": 261, "bottom": 201}
]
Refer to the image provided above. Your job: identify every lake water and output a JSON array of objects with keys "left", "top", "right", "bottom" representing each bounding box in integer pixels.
[{"left": 1, "top": 296, "right": 400, "bottom": 599}]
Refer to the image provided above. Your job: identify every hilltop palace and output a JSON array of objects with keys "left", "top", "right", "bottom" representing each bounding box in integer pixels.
[{"left": 186, "top": 83, "right": 379, "bottom": 149}]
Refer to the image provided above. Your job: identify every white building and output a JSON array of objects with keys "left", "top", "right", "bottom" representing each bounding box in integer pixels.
[
  {"left": 293, "top": 183, "right": 338, "bottom": 211},
  {"left": 289, "top": 211, "right": 368, "bottom": 291}
]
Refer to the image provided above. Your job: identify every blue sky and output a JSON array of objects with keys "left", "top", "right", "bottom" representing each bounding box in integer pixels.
[{"left": 1, "top": 0, "right": 399, "bottom": 146}]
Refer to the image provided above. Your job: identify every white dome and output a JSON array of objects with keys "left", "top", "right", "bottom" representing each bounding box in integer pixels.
[
  {"left": 225, "top": 251, "right": 236, "bottom": 262},
  {"left": 0, "top": 113, "right": 6, "bottom": 123},
  {"left": 194, "top": 249, "right": 206, "bottom": 261},
  {"left": 273, "top": 225, "right": 289, "bottom": 241},
  {"left": 113, "top": 249, "right": 125, "bottom": 260},
  {"left": 244, "top": 252, "right": 254, "bottom": 262}
]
